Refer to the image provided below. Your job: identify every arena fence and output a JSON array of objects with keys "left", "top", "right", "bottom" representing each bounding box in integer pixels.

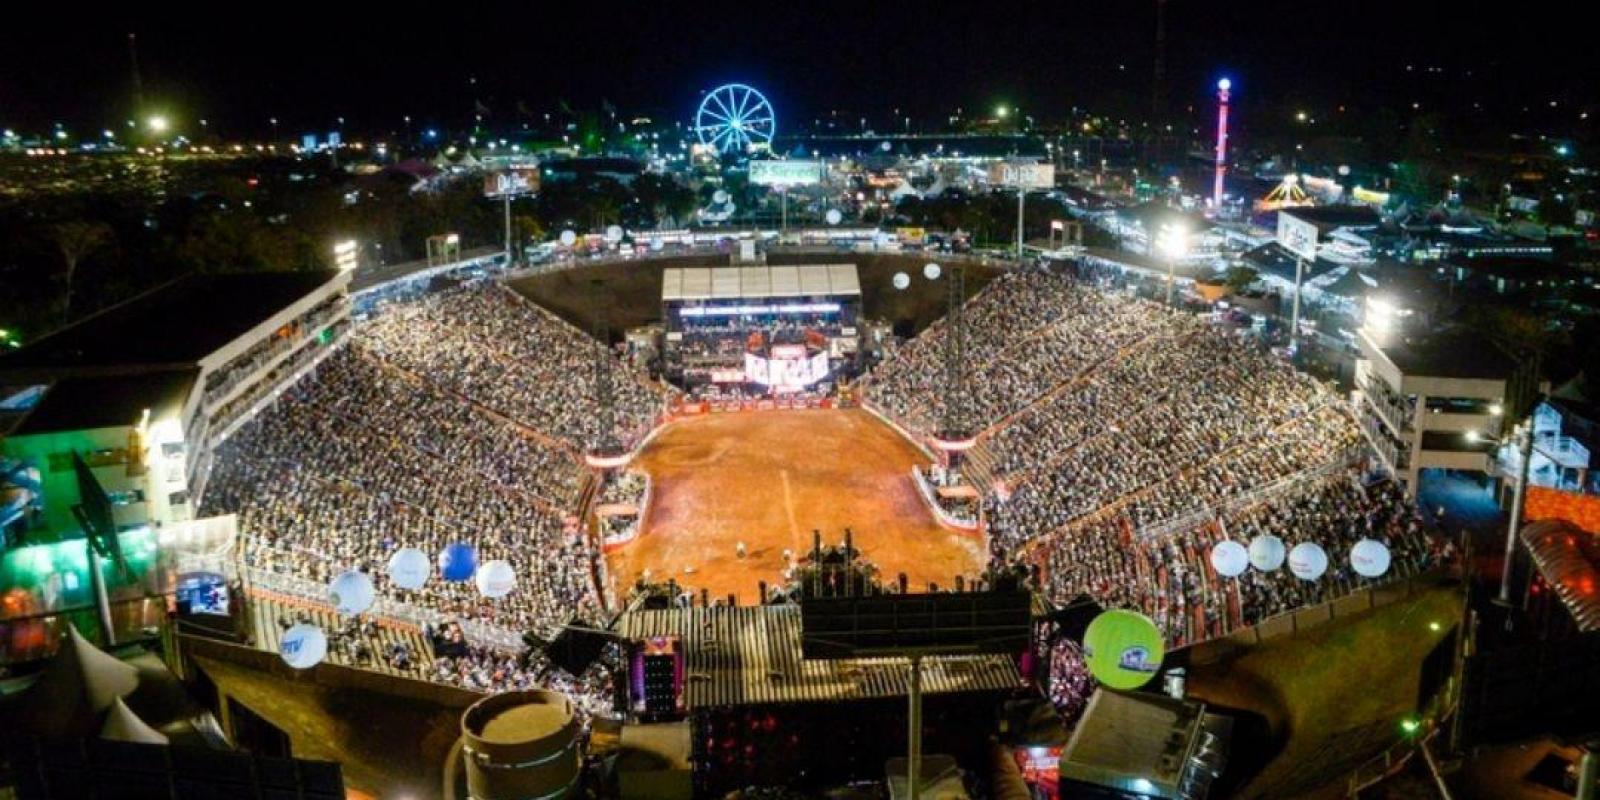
[{"left": 176, "top": 551, "right": 527, "bottom": 653}]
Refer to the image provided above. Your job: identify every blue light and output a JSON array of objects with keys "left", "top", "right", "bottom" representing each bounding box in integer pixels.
[
  {"left": 694, "top": 83, "right": 776, "bottom": 154},
  {"left": 1218, "top": 77, "right": 1232, "bottom": 91},
  {"left": 425, "top": 129, "right": 439, "bottom": 139}
]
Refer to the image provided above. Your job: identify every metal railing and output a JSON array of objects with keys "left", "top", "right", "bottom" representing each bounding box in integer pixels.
[
  {"left": 1134, "top": 450, "right": 1365, "bottom": 542},
  {"left": 175, "top": 552, "right": 527, "bottom": 653}
]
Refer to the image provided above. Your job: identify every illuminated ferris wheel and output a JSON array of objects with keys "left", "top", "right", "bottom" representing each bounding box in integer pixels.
[{"left": 695, "top": 83, "right": 775, "bottom": 154}]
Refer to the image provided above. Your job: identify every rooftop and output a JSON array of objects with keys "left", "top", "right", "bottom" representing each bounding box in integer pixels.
[
  {"left": 1279, "top": 205, "right": 1381, "bottom": 233},
  {"left": 0, "top": 271, "right": 343, "bottom": 376},
  {"left": 9, "top": 369, "right": 197, "bottom": 436},
  {"left": 1521, "top": 519, "right": 1600, "bottom": 633},
  {"left": 1380, "top": 327, "right": 1518, "bottom": 382},
  {"left": 617, "top": 605, "right": 1020, "bottom": 709}
]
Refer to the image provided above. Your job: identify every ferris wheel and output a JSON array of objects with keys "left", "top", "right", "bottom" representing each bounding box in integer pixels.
[{"left": 695, "top": 83, "right": 775, "bottom": 154}]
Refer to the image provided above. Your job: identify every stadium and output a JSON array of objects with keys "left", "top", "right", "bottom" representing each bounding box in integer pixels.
[{"left": 2, "top": 243, "right": 1459, "bottom": 799}]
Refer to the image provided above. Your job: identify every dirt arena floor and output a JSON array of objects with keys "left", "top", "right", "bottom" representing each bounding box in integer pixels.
[{"left": 607, "top": 408, "right": 986, "bottom": 602}]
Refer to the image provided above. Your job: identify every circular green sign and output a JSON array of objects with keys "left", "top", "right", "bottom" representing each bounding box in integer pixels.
[{"left": 1083, "top": 609, "right": 1166, "bottom": 690}]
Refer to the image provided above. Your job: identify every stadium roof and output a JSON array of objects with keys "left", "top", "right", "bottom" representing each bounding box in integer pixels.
[
  {"left": 0, "top": 271, "right": 343, "bottom": 376},
  {"left": 10, "top": 368, "right": 197, "bottom": 435},
  {"left": 661, "top": 264, "right": 860, "bottom": 302},
  {"left": 617, "top": 605, "right": 1021, "bottom": 709}
]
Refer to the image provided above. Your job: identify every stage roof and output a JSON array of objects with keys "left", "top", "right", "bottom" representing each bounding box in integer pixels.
[
  {"left": 617, "top": 605, "right": 1020, "bottom": 709},
  {"left": 661, "top": 264, "right": 860, "bottom": 302}
]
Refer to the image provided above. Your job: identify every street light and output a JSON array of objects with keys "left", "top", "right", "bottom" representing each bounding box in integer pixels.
[
  {"left": 1156, "top": 222, "right": 1190, "bottom": 307},
  {"left": 333, "top": 239, "right": 360, "bottom": 272},
  {"left": 147, "top": 115, "right": 169, "bottom": 135}
]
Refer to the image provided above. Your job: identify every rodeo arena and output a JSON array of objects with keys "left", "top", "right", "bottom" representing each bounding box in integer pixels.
[{"left": 0, "top": 232, "right": 1460, "bottom": 800}]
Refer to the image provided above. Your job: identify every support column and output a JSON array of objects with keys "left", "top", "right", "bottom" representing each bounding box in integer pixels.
[
  {"left": 907, "top": 654, "right": 923, "bottom": 800},
  {"left": 1498, "top": 421, "right": 1533, "bottom": 607}
]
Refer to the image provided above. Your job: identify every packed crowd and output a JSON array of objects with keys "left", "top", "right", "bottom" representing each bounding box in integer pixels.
[
  {"left": 203, "top": 281, "right": 664, "bottom": 707},
  {"left": 869, "top": 266, "right": 1444, "bottom": 647},
  {"left": 360, "top": 284, "right": 664, "bottom": 451}
]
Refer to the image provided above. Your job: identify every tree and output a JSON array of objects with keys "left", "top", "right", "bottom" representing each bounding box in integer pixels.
[
  {"left": 1224, "top": 265, "right": 1259, "bottom": 292},
  {"left": 49, "top": 221, "right": 113, "bottom": 319}
]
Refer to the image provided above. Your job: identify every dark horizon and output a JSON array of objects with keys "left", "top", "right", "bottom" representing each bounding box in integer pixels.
[{"left": 3, "top": 2, "right": 1596, "bottom": 139}]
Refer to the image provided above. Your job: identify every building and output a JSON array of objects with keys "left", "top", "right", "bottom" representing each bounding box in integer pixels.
[
  {"left": 0, "top": 269, "right": 351, "bottom": 545},
  {"left": 1353, "top": 323, "right": 1515, "bottom": 495}
]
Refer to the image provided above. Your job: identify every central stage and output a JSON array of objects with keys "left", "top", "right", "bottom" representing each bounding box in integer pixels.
[{"left": 607, "top": 409, "right": 985, "bottom": 602}]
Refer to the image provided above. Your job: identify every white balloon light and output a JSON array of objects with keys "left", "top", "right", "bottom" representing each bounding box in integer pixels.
[
  {"left": 475, "top": 559, "right": 517, "bottom": 598},
  {"left": 328, "top": 569, "right": 375, "bottom": 615},
  {"left": 387, "top": 547, "right": 430, "bottom": 591},
  {"left": 892, "top": 272, "right": 911, "bottom": 290},
  {"left": 923, "top": 262, "right": 942, "bottom": 281},
  {"left": 825, "top": 208, "right": 843, "bottom": 226},
  {"left": 1288, "top": 542, "right": 1329, "bottom": 581},
  {"left": 1209, "top": 541, "right": 1249, "bottom": 578},
  {"left": 1248, "top": 535, "right": 1287, "bottom": 572},
  {"left": 1349, "top": 539, "right": 1392, "bottom": 578},
  {"left": 713, "top": 189, "right": 730, "bottom": 204},
  {"left": 604, "top": 225, "right": 623, "bottom": 243},
  {"left": 280, "top": 623, "right": 328, "bottom": 669},
  {"left": 559, "top": 229, "right": 577, "bottom": 247}
]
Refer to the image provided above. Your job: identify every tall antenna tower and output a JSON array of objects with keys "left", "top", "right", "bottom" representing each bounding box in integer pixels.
[
  {"left": 127, "top": 33, "right": 145, "bottom": 120},
  {"left": 1213, "top": 78, "right": 1232, "bottom": 212}
]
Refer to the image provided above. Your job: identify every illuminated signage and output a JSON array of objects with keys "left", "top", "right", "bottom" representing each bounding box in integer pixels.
[
  {"left": 679, "top": 303, "right": 841, "bottom": 317},
  {"left": 1276, "top": 212, "right": 1319, "bottom": 260},
  {"left": 987, "top": 161, "right": 1056, "bottom": 189},
  {"left": 749, "top": 159, "right": 824, "bottom": 186},
  {"left": 483, "top": 167, "right": 541, "bottom": 197}
]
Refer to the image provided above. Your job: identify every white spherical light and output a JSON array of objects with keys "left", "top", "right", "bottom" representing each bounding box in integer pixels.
[
  {"left": 892, "top": 272, "right": 911, "bottom": 290},
  {"left": 387, "top": 547, "right": 430, "bottom": 591},
  {"left": 280, "top": 623, "right": 328, "bottom": 670},
  {"left": 604, "top": 225, "right": 624, "bottom": 243},
  {"left": 1248, "top": 535, "right": 1287, "bottom": 572},
  {"left": 328, "top": 569, "right": 375, "bottom": 615},
  {"left": 1349, "top": 539, "right": 1392, "bottom": 578},
  {"left": 1209, "top": 541, "right": 1249, "bottom": 578},
  {"left": 475, "top": 559, "right": 517, "bottom": 598},
  {"left": 559, "top": 229, "right": 577, "bottom": 247},
  {"left": 923, "top": 262, "right": 942, "bottom": 281},
  {"left": 825, "top": 208, "right": 843, "bottom": 226},
  {"left": 1288, "top": 542, "right": 1329, "bottom": 581},
  {"left": 712, "top": 189, "right": 730, "bottom": 204}
]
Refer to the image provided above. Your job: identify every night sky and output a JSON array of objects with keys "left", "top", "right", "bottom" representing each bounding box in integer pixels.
[{"left": 2, "top": 2, "right": 1593, "bottom": 136}]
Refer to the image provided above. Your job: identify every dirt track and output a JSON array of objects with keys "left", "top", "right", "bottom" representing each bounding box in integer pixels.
[{"left": 607, "top": 408, "right": 985, "bottom": 602}]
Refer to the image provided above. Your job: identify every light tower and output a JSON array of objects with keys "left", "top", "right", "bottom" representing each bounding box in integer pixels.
[
  {"left": 1213, "top": 77, "right": 1231, "bottom": 213},
  {"left": 584, "top": 279, "right": 631, "bottom": 471},
  {"left": 930, "top": 266, "right": 974, "bottom": 469}
]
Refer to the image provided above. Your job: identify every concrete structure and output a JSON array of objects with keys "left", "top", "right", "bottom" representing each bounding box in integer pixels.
[
  {"left": 0, "top": 271, "right": 352, "bottom": 536},
  {"left": 1353, "top": 325, "right": 1513, "bottom": 494}
]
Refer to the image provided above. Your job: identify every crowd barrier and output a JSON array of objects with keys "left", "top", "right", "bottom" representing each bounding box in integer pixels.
[
  {"left": 910, "top": 466, "right": 982, "bottom": 533},
  {"left": 669, "top": 394, "right": 836, "bottom": 416}
]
